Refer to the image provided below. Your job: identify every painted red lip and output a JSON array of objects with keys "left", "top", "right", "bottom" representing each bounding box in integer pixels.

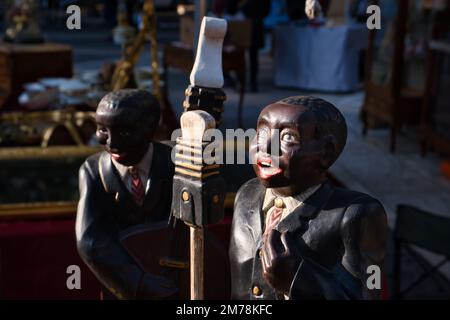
[
  {"left": 110, "top": 152, "right": 127, "bottom": 161},
  {"left": 257, "top": 157, "right": 283, "bottom": 180}
]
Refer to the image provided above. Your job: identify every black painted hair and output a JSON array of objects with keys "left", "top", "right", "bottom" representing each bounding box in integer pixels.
[
  {"left": 97, "top": 89, "right": 161, "bottom": 125},
  {"left": 278, "top": 96, "right": 348, "bottom": 165}
]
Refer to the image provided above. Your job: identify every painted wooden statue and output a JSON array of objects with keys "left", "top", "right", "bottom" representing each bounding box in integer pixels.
[{"left": 229, "top": 96, "right": 388, "bottom": 299}]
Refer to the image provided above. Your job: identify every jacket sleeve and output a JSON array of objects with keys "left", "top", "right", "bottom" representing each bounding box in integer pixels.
[
  {"left": 289, "top": 197, "right": 388, "bottom": 300},
  {"left": 75, "top": 162, "right": 144, "bottom": 299}
]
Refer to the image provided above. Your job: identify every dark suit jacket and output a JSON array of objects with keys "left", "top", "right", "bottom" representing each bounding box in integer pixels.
[
  {"left": 76, "top": 142, "right": 174, "bottom": 299},
  {"left": 229, "top": 178, "right": 388, "bottom": 300}
]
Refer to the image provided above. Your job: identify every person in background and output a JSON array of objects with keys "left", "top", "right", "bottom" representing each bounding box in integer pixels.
[
  {"left": 103, "top": 0, "right": 137, "bottom": 29},
  {"left": 227, "top": 0, "right": 271, "bottom": 93}
]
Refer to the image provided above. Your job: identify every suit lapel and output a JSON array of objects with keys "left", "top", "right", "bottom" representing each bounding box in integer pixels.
[
  {"left": 142, "top": 143, "right": 170, "bottom": 213},
  {"left": 276, "top": 181, "right": 335, "bottom": 235},
  {"left": 98, "top": 152, "right": 136, "bottom": 206},
  {"left": 250, "top": 181, "right": 268, "bottom": 246},
  {"left": 99, "top": 144, "right": 172, "bottom": 209}
]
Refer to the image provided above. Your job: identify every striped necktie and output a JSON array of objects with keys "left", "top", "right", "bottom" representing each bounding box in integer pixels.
[
  {"left": 129, "top": 167, "right": 145, "bottom": 205},
  {"left": 264, "top": 199, "right": 284, "bottom": 241}
]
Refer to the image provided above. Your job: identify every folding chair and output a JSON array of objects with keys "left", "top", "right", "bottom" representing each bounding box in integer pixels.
[{"left": 392, "top": 204, "right": 450, "bottom": 299}]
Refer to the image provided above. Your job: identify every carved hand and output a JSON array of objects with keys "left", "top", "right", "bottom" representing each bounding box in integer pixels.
[{"left": 261, "top": 229, "right": 302, "bottom": 295}]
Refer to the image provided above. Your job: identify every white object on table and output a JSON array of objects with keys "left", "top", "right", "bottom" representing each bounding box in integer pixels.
[
  {"left": 305, "top": 0, "right": 323, "bottom": 20},
  {"left": 189, "top": 16, "right": 227, "bottom": 88}
]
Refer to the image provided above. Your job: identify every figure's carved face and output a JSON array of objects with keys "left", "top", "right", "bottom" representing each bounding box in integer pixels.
[
  {"left": 251, "top": 103, "right": 326, "bottom": 195},
  {"left": 95, "top": 107, "right": 154, "bottom": 166}
]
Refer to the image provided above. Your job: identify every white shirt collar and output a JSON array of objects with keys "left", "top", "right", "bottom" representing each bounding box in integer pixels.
[{"left": 262, "top": 184, "right": 322, "bottom": 214}]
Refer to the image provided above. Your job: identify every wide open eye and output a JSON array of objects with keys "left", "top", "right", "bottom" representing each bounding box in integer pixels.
[
  {"left": 281, "top": 129, "right": 300, "bottom": 144},
  {"left": 97, "top": 126, "right": 107, "bottom": 135}
]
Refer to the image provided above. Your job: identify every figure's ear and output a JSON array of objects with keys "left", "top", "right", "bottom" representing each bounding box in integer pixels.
[{"left": 320, "top": 135, "right": 336, "bottom": 169}]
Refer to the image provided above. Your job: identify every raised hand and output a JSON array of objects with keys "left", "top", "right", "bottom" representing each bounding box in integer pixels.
[{"left": 260, "top": 229, "right": 302, "bottom": 295}]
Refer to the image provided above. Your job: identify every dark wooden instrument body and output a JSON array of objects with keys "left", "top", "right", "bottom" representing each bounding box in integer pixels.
[{"left": 120, "top": 220, "right": 231, "bottom": 300}]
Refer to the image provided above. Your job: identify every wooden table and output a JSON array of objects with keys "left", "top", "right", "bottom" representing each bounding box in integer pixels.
[{"left": 0, "top": 42, "right": 73, "bottom": 111}]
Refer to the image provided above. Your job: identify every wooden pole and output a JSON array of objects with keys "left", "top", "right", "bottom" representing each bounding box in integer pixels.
[
  {"left": 182, "top": 17, "right": 227, "bottom": 300},
  {"left": 190, "top": 226, "right": 204, "bottom": 299}
]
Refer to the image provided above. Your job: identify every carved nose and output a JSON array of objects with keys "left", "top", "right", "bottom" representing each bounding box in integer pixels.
[
  {"left": 107, "top": 134, "right": 120, "bottom": 150},
  {"left": 265, "top": 139, "right": 272, "bottom": 154},
  {"left": 267, "top": 131, "right": 282, "bottom": 157},
  {"left": 256, "top": 136, "right": 271, "bottom": 154}
]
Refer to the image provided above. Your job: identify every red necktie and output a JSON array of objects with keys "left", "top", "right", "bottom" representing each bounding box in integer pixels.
[
  {"left": 129, "top": 167, "right": 145, "bottom": 205},
  {"left": 264, "top": 206, "right": 283, "bottom": 241}
]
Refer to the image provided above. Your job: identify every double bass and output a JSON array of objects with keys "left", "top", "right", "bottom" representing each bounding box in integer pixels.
[
  {"left": 120, "top": 217, "right": 231, "bottom": 300},
  {"left": 120, "top": 16, "right": 231, "bottom": 300}
]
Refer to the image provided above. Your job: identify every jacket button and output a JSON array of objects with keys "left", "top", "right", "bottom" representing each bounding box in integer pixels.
[{"left": 252, "top": 286, "right": 262, "bottom": 296}]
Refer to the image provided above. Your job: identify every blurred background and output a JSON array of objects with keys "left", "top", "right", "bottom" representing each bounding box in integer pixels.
[{"left": 0, "top": 0, "right": 449, "bottom": 300}]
